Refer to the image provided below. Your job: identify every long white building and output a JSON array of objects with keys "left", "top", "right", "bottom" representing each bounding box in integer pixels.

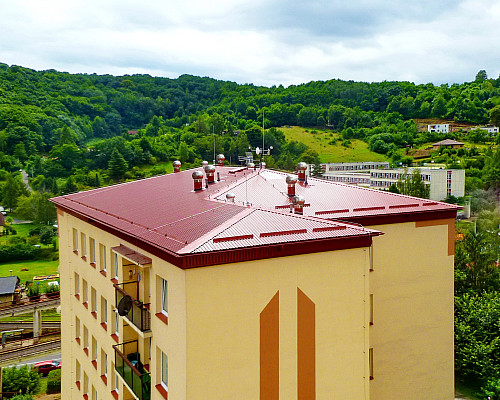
[{"left": 321, "top": 164, "right": 465, "bottom": 201}]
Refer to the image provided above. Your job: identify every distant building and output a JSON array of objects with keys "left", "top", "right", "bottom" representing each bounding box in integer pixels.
[
  {"left": 321, "top": 161, "right": 390, "bottom": 173},
  {"left": 474, "top": 125, "right": 499, "bottom": 134},
  {"left": 370, "top": 168, "right": 465, "bottom": 200},
  {"left": 432, "top": 139, "right": 464, "bottom": 150},
  {"left": 320, "top": 162, "right": 465, "bottom": 201},
  {"left": 428, "top": 124, "right": 450, "bottom": 133},
  {"left": 0, "top": 276, "right": 20, "bottom": 304}
]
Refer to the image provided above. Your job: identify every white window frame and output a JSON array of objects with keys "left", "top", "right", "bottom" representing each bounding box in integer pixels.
[
  {"left": 113, "top": 253, "right": 119, "bottom": 279},
  {"left": 161, "top": 278, "right": 168, "bottom": 316},
  {"left": 161, "top": 351, "right": 168, "bottom": 390}
]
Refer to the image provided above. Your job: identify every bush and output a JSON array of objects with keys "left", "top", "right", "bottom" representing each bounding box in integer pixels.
[
  {"left": 2, "top": 365, "right": 40, "bottom": 394},
  {"left": 46, "top": 369, "right": 61, "bottom": 394},
  {"left": 0, "top": 243, "right": 40, "bottom": 262},
  {"left": 11, "top": 395, "right": 34, "bottom": 400},
  {"left": 26, "top": 283, "right": 40, "bottom": 297}
]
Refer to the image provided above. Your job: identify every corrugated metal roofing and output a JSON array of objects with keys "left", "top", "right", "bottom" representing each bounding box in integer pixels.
[{"left": 51, "top": 166, "right": 458, "bottom": 258}]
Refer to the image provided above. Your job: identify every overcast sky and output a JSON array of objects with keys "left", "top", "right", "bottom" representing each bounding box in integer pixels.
[{"left": 1, "top": 0, "right": 499, "bottom": 87}]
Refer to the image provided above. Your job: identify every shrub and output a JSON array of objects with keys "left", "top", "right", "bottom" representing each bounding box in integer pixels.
[
  {"left": 26, "top": 283, "right": 40, "bottom": 297},
  {"left": 11, "top": 395, "right": 34, "bottom": 400},
  {"left": 46, "top": 369, "right": 61, "bottom": 394},
  {"left": 2, "top": 365, "right": 40, "bottom": 394}
]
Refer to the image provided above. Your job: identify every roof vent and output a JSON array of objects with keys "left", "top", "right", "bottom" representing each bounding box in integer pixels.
[
  {"left": 292, "top": 195, "right": 305, "bottom": 214},
  {"left": 173, "top": 160, "right": 181, "bottom": 173},
  {"left": 261, "top": 162, "right": 266, "bottom": 169},
  {"left": 192, "top": 170, "right": 204, "bottom": 191},
  {"left": 204, "top": 164, "right": 216, "bottom": 184},
  {"left": 202, "top": 160, "right": 209, "bottom": 168},
  {"left": 247, "top": 162, "right": 255, "bottom": 170},
  {"left": 217, "top": 154, "right": 225, "bottom": 166},
  {"left": 297, "top": 162, "right": 307, "bottom": 181},
  {"left": 226, "top": 192, "right": 236, "bottom": 202},
  {"left": 286, "top": 175, "right": 298, "bottom": 197}
]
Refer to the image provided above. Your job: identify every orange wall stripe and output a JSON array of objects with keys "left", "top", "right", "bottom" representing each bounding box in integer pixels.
[
  {"left": 415, "top": 218, "right": 455, "bottom": 256},
  {"left": 297, "top": 288, "right": 316, "bottom": 400},
  {"left": 260, "top": 291, "right": 279, "bottom": 400}
]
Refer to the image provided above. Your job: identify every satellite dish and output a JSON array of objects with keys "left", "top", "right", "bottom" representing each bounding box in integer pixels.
[{"left": 117, "top": 295, "right": 133, "bottom": 316}]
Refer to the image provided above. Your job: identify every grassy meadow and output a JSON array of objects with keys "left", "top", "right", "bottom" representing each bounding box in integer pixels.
[{"left": 280, "top": 126, "right": 388, "bottom": 163}]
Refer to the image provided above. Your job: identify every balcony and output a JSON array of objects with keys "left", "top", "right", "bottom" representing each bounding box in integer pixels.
[
  {"left": 114, "top": 281, "right": 151, "bottom": 332},
  {"left": 113, "top": 340, "right": 151, "bottom": 400}
]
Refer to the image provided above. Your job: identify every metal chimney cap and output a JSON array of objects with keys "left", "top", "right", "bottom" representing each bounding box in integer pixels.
[
  {"left": 202, "top": 160, "right": 209, "bottom": 167},
  {"left": 292, "top": 195, "right": 305, "bottom": 205},
  {"left": 297, "top": 162, "right": 308, "bottom": 171},
  {"left": 226, "top": 192, "right": 236, "bottom": 200},
  {"left": 217, "top": 154, "right": 225, "bottom": 160},
  {"left": 192, "top": 170, "right": 204, "bottom": 179},
  {"left": 204, "top": 164, "right": 216, "bottom": 173},
  {"left": 286, "top": 175, "right": 298, "bottom": 185},
  {"left": 173, "top": 160, "right": 181, "bottom": 167},
  {"left": 247, "top": 162, "right": 255, "bottom": 168}
]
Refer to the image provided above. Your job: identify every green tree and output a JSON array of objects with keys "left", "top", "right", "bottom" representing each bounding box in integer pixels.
[
  {"left": 3, "top": 173, "right": 25, "bottom": 211},
  {"left": 310, "top": 161, "right": 324, "bottom": 178},
  {"left": 16, "top": 192, "right": 57, "bottom": 224},
  {"left": 490, "top": 105, "right": 500, "bottom": 127},
  {"left": 396, "top": 168, "right": 430, "bottom": 199},
  {"left": 2, "top": 365, "right": 41, "bottom": 394},
  {"left": 108, "top": 149, "right": 128, "bottom": 180},
  {"left": 475, "top": 69, "right": 488, "bottom": 82}
]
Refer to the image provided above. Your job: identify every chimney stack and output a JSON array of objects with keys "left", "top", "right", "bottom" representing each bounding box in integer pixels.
[
  {"left": 204, "top": 164, "right": 216, "bottom": 184},
  {"left": 173, "top": 160, "right": 181, "bottom": 173},
  {"left": 297, "top": 162, "right": 307, "bottom": 182},
  {"left": 286, "top": 175, "right": 298, "bottom": 197},
  {"left": 216, "top": 154, "right": 225, "bottom": 166},
  {"left": 192, "top": 171, "right": 204, "bottom": 191},
  {"left": 226, "top": 192, "right": 235, "bottom": 202},
  {"left": 292, "top": 195, "right": 305, "bottom": 215},
  {"left": 247, "top": 162, "right": 255, "bottom": 170}
]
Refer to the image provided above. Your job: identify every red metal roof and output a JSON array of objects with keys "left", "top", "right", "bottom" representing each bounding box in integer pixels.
[{"left": 51, "top": 166, "right": 459, "bottom": 267}]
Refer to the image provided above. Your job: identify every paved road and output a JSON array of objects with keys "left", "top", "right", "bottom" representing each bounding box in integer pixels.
[
  {"left": 4, "top": 351, "right": 61, "bottom": 368},
  {"left": 20, "top": 169, "right": 32, "bottom": 192}
]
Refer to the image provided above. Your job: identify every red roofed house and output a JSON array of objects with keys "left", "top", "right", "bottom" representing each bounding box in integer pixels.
[
  {"left": 52, "top": 162, "right": 459, "bottom": 400},
  {"left": 432, "top": 139, "right": 465, "bottom": 150}
]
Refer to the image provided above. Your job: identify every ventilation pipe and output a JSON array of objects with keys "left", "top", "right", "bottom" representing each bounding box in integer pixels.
[
  {"left": 192, "top": 171, "right": 204, "bottom": 191},
  {"left": 247, "top": 162, "right": 255, "bottom": 170},
  {"left": 217, "top": 154, "right": 225, "bottom": 166},
  {"left": 173, "top": 160, "right": 181, "bottom": 173},
  {"left": 226, "top": 192, "right": 236, "bottom": 203},
  {"left": 292, "top": 195, "right": 305, "bottom": 215},
  {"left": 297, "top": 162, "right": 307, "bottom": 182},
  {"left": 286, "top": 175, "right": 298, "bottom": 197},
  {"left": 202, "top": 160, "right": 209, "bottom": 168},
  {"left": 205, "top": 164, "right": 216, "bottom": 184}
]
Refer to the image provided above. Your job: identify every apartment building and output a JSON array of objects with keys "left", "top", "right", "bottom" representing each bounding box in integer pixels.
[
  {"left": 52, "top": 162, "right": 460, "bottom": 400},
  {"left": 370, "top": 167, "right": 465, "bottom": 200},
  {"left": 428, "top": 124, "right": 450, "bottom": 133},
  {"left": 322, "top": 161, "right": 389, "bottom": 173}
]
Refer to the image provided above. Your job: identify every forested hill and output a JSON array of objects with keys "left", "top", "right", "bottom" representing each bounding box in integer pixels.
[{"left": 1, "top": 62, "right": 500, "bottom": 195}]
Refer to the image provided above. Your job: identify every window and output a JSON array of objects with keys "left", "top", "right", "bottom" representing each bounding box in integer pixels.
[
  {"left": 82, "top": 279, "right": 88, "bottom": 306},
  {"left": 161, "top": 351, "right": 168, "bottom": 390},
  {"left": 72, "top": 228, "right": 79, "bottom": 253},
  {"left": 75, "top": 317, "right": 81, "bottom": 343},
  {"left": 369, "top": 294, "right": 374, "bottom": 325},
  {"left": 91, "top": 287, "right": 97, "bottom": 317},
  {"left": 101, "top": 297, "right": 108, "bottom": 327},
  {"left": 92, "top": 336, "right": 98, "bottom": 367},
  {"left": 83, "top": 373, "right": 89, "bottom": 396},
  {"left": 161, "top": 278, "right": 168, "bottom": 315},
  {"left": 76, "top": 360, "right": 81, "bottom": 386},
  {"left": 113, "top": 309, "right": 119, "bottom": 338},
  {"left": 89, "top": 238, "right": 96, "bottom": 265},
  {"left": 101, "top": 350, "right": 108, "bottom": 377},
  {"left": 113, "top": 364, "right": 120, "bottom": 394},
  {"left": 74, "top": 272, "right": 80, "bottom": 299},
  {"left": 99, "top": 244, "right": 107, "bottom": 272},
  {"left": 81, "top": 232, "right": 87, "bottom": 259},
  {"left": 83, "top": 326, "right": 89, "bottom": 354},
  {"left": 369, "top": 348, "right": 374, "bottom": 379},
  {"left": 113, "top": 253, "right": 119, "bottom": 280}
]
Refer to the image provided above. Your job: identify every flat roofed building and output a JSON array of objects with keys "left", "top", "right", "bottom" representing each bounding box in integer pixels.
[
  {"left": 428, "top": 124, "right": 450, "bottom": 133},
  {"left": 52, "top": 165, "right": 460, "bottom": 400}
]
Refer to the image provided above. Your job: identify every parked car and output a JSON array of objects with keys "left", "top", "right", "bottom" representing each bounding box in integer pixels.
[{"left": 33, "top": 360, "right": 61, "bottom": 376}]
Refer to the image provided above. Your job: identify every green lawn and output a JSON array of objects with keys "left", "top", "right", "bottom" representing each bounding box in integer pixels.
[
  {"left": 0, "top": 259, "right": 59, "bottom": 283},
  {"left": 0, "top": 309, "right": 61, "bottom": 322},
  {"left": 280, "top": 126, "right": 388, "bottom": 163}
]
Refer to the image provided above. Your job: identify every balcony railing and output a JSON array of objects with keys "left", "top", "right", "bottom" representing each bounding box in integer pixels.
[
  {"left": 114, "top": 281, "right": 151, "bottom": 332},
  {"left": 113, "top": 340, "right": 151, "bottom": 400}
]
